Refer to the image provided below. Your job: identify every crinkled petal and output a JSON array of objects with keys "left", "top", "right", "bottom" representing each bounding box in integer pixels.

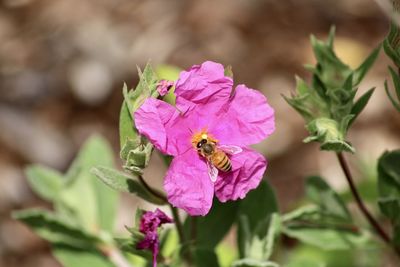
[
  {"left": 139, "top": 209, "right": 173, "bottom": 233},
  {"left": 134, "top": 98, "right": 190, "bottom": 156},
  {"left": 164, "top": 149, "right": 214, "bottom": 216},
  {"left": 214, "top": 148, "right": 267, "bottom": 202},
  {"left": 175, "top": 61, "right": 233, "bottom": 111},
  {"left": 211, "top": 84, "right": 275, "bottom": 146}
]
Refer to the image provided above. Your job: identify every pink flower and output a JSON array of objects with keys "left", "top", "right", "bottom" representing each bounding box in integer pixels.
[
  {"left": 136, "top": 209, "right": 173, "bottom": 267},
  {"left": 135, "top": 61, "right": 275, "bottom": 216},
  {"left": 157, "top": 80, "right": 174, "bottom": 96}
]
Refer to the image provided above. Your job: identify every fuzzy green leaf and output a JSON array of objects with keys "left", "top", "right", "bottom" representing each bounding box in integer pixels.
[
  {"left": 184, "top": 198, "right": 238, "bottom": 249},
  {"left": 385, "top": 66, "right": 400, "bottom": 112},
  {"left": 377, "top": 150, "right": 400, "bottom": 247},
  {"left": 121, "top": 140, "right": 153, "bottom": 175},
  {"left": 384, "top": 22, "right": 400, "bottom": 68},
  {"left": 232, "top": 259, "right": 280, "bottom": 267},
  {"left": 282, "top": 226, "right": 372, "bottom": 250},
  {"left": 60, "top": 135, "right": 118, "bottom": 233},
  {"left": 26, "top": 165, "right": 63, "bottom": 202},
  {"left": 119, "top": 64, "right": 159, "bottom": 175},
  {"left": 119, "top": 85, "right": 137, "bottom": 151},
  {"left": 246, "top": 213, "right": 280, "bottom": 261},
  {"left": 13, "top": 209, "right": 99, "bottom": 248},
  {"left": 306, "top": 176, "right": 351, "bottom": 221},
  {"left": 91, "top": 166, "right": 165, "bottom": 205},
  {"left": 193, "top": 248, "right": 220, "bottom": 267},
  {"left": 305, "top": 118, "right": 354, "bottom": 153},
  {"left": 282, "top": 206, "right": 371, "bottom": 250},
  {"left": 353, "top": 46, "right": 380, "bottom": 86},
  {"left": 349, "top": 87, "right": 375, "bottom": 125},
  {"left": 237, "top": 180, "right": 278, "bottom": 258},
  {"left": 53, "top": 245, "right": 114, "bottom": 267}
]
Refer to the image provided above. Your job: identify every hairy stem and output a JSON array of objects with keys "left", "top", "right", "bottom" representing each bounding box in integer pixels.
[
  {"left": 169, "top": 205, "right": 186, "bottom": 243},
  {"left": 169, "top": 205, "right": 193, "bottom": 265},
  {"left": 138, "top": 175, "right": 167, "bottom": 203},
  {"left": 336, "top": 153, "right": 394, "bottom": 245}
]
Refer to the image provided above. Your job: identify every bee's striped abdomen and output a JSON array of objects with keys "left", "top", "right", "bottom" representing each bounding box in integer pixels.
[{"left": 212, "top": 151, "right": 232, "bottom": 172}]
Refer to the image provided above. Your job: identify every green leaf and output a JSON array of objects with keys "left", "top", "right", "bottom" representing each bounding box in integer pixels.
[
  {"left": 121, "top": 140, "right": 153, "bottom": 175},
  {"left": 282, "top": 206, "right": 371, "bottom": 250},
  {"left": 119, "top": 84, "right": 137, "bottom": 151},
  {"left": 91, "top": 166, "right": 165, "bottom": 205},
  {"left": 12, "top": 209, "right": 99, "bottom": 248},
  {"left": 238, "top": 180, "right": 278, "bottom": 233},
  {"left": 377, "top": 150, "right": 400, "bottom": 247},
  {"left": 125, "top": 63, "right": 159, "bottom": 115},
  {"left": 184, "top": 198, "right": 239, "bottom": 249},
  {"left": 327, "top": 26, "right": 335, "bottom": 49},
  {"left": 237, "top": 180, "right": 278, "bottom": 258},
  {"left": 282, "top": 226, "right": 371, "bottom": 250},
  {"left": 378, "top": 150, "right": 400, "bottom": 195},
  {"left": 119, "top": 64, "right": 160, "bottom": 174},
  {"left": 385, "top": 80, "right": 400, "bottom": 112},
  {"left": 305, "top": 118, "right": 354, "bottom": 153},
  {"left": 349, "top": 87, "right": 375, "bottom": 126},
  {"left": 238, "top": 215, "right": 252, "bottom": 259},
  {"left": 60, "top": 135, "right": 118, "bottom": 233},
  {"left": 305, "top": 176, "right": 351, "bottom": 221},
  {"left": 246, "top": 213, "right": 280, "bottom": 261},
  {"left": 352, "top": 46, "right": 380, "bottom": 86},
  {"left": 232, "top": 258, "right": 280, "bottom": 267},
  {"left": 378, "top": 197, "right": 400, "bottom": 224},
  {"left": 384, "top": 24, "right": 400, "bottom": 67},
  {"left": 53, "top": 244, "right": 115, "bottom": 267},
  {"left": 25, "top": 165, "right": 63, "bottom": 202},
  {"left": 282, "top": 205, "right": 320, "bottom": 222},
  {"left": 285, "top": 28, "right": 377, "bottom": 151},
  {"left": 193, "top": 248, "right": 220, "bottom": 267},
  {"left": 388, "top": 66, "right": 400, "bottom": 100},
  {"left": 385, "top": 67, "right": 400, "bottom": 112}
]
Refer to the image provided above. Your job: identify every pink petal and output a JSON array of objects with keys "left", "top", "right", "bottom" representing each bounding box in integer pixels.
[
  {"left": 211, "top": 84, "right": 275, "bottom": 146},
  {"left": 134, "top": 98, "right": 189, "bottom": 156},
  {"left": 164, "top": 149, "right": 214, "bottom": 216},
  {"left": 175, "top": 61, "right": 233, "bottom": 111},
  {"left": 214, "top": 148, "right": 267, "bottom": 202}
]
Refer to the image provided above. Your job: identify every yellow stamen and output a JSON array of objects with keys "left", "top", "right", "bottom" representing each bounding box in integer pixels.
[{"left": 191, "top": 128, "right": 218, "bottom": 148}]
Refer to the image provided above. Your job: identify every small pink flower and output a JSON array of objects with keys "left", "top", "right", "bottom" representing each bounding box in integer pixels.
[
  {"left": 136, "top": 209, "right": 173, "bottom": 267},
  {"left": 157, "top": 80, "right": 174, "bottom": 96},
  {"left": 135, "top": 61, "right": 275, "bottom": 216}
]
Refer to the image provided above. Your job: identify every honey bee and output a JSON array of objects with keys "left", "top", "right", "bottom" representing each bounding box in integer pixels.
[{"left": 193, "top": 132, "right": 242, "bottom": 182}]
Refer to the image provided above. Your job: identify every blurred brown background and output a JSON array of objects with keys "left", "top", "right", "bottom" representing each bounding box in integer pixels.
[{"left": 0, "top": 0, "right": 399, "bottom": 266}]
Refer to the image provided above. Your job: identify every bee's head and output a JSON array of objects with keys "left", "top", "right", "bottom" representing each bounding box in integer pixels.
[
  {"left": 197, "top": 139, "right": 214, "bottom": 155},
  {"left": 196, "top": 139, "right": 208, "bottom": 148}
]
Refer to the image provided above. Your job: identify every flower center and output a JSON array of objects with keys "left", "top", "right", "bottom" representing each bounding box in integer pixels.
[{"left": 191, "top": 128, "right": 218, "bottom": 150}]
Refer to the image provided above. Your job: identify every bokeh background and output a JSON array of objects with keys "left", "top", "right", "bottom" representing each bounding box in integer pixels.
[{"left": 1, "top": 0, "right": 399, "bottom": 266}]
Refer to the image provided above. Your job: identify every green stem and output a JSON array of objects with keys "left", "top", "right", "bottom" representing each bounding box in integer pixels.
[
  {"left": 169, "top": 205, "right": 193, "bottom": 265},
  {"left": 169, "top": 205, "right": 186, "bottom": 244},
  {"left": 336, "top": 152, "right": 400, "bottom": 256},
  {"left": 138, "top": 175, "right": 167, "bottom": 203}
]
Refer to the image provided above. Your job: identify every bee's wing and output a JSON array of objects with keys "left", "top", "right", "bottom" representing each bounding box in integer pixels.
[
  {"left": 218, "top": 145, "right": 242, "bottom": 155},
  {"left": 206, "top": 160, "right": 218, "bottom": 182}
]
